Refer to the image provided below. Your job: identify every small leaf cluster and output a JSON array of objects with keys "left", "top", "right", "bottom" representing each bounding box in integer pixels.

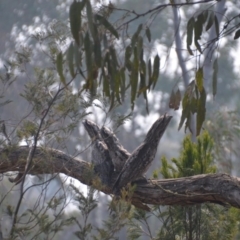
[
  {"left": 156, "top": 131, "right": 240, "bottom": 240},
  {"left": 161, "top": 130, "right": 216, "bottom": 178},
  {"left": 10, "top": 195, "right": 74, "bottom": 239},
  {"left": 178, "top": 68, "right": 207, "bottom": 136},
  {"left": 187, "top": 10, "right": 219, "bottom": 55},
  {"left": 66, "top": 0, "right": 161, "bottom": 112},
  {"left": 71, "top": 185, "right": 98, "bottom": 240}
]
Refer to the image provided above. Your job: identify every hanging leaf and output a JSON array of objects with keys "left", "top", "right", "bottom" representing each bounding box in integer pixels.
[
  {"left": 178, "top": 94, "right": 191, "bottom": 131},
  {"left": 151, "top": 54, "right": 160, "bottom": 89},
  {"left": 69, "top": 0, "right": 85, "bottom": 46},
  {"left": 178, "top": 81, "right": 195, "bottom": 132},
  {"left": 84, "top": 32, "right": 93, "bottom": 77},
  {"left": 186, "top": 17, "right": 195, "bottom": 55},
  {"left": 56, "top": 52, "right": 67, "bottom": 87},
  {"left": 139, "top": 59, "right": 149, "bottom": 113},
  {"left": 109, "top": 92, "right": 115, "bottom": 112},
  {"left": 124, "top": 45, "right": 132, "bottom": 71},
  {"left": 109, "top": 46, "right": 119, "bottom": 68},
  {"left": 195, "top": 67, "right": 203, "bottom": 92},
  {"left": 115, "top": 70, "right": 121, "bottom": 104},
  {"left": 130, "top": 46, "right": 139, "bottom": 110},
  {"left": 212, "top": 58, "right": 218, "bottom": 96},
  {"left": 194, "top": 15, "right": 203, "bottom": 54},
  {"left": 205, "top": 12, "right": 214, "bottom": 31},
  {"left": 110, "top": 46, "right": 121, "bottom": 103},
  {"left": 234, "top": 29, "right": 240, "bottom": 40},
  {"left": 131, "top": 24, "right": 143, "bottom": 47},
  {"left": 194, "top": 40, "right": 202, "bottom": 54},
  {"left": 94, "top": 40, "right": 102, "bottom": 68},
  {"left": 84, "top": 32, "right": 94, "bottom": 92},
  {"left": 214, "top": 16, "right": 219, "bottom": 38},
  {"left": 137, "top": 36, "right": 143, "bottom": 59},
  {"left": 102, "top": 52, "right": 110, "bottom": 97},
  {"left": 138, "top": 59, "right": 147, "bottom": 97},
  {"left": 190, "top": 96, "right": 198, "bottom": 114},
  {"left": 175, "top": 89, "right": 181, "bottom": 109},
  {"left": 186, "top": 80, "right": 195, "bottom": 96},
  {"left": 148, "top": 59, "right": 152, "bottom": 85},
  {"left": 195, "top": 14, "right": 203, "bottom": 41},
  {"left": 86, "top": 0, "right": 97, "bottom": 41},
  {"left": 67, "top": 43, "right": 75, "bottom": 78},
  {"left": 74, "top": 43, "right": 82, "bottom": 72},
  {"left": 196, "top": 87, "right": 206, "bottom": 136},
  {"left": 146, "top": 27, "right": 151, "bottom": 42},
  {"left": 169, "top": 89, "right": 181, "bottom": 110},
  {"left": 95, "top": 14, "right": 119, "bottom": 39},
  {"left": 120, "top": 67, "right": 126, "bottom": 102}
]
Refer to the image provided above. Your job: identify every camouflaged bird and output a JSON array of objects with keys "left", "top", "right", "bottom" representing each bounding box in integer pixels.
[
  {"left": 100, "top": 126, "right": 130, "bottom": 172},
  {"left": 112, "top": 114, "right": 172, "bottom": 194},
  {"left": 83, "top": 119, "right": 114, "bottom": 186}
]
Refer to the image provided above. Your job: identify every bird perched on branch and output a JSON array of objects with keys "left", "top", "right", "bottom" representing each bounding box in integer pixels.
[
  {"left": 112, "top": 114, "right": 172, "bottom": 194},
  {"left": 100, "top": 126, "right": 130, "bottom": 172},
  {"left": 83, "top": 119, "right": 114, "bottom": 186}
]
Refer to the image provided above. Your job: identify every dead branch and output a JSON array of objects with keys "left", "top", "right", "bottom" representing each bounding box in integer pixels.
[{"left": 1, "top": 146, "right": 240, "bottom": 210}]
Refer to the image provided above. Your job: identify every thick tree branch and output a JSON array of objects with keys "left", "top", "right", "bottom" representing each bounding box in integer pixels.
[{"left": 1, "top": 146, "right": 240, "bottom": 210}]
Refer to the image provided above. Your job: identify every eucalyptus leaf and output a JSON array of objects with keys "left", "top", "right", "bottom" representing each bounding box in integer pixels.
[
  {"left": 67, "top": 43, "right": 75, "bottom": 78},
  {"left": 56, "top": 52, "right": 67, "bottom": 87},
  {"left": 95, "top": 14, "right": 119, "bottom": 39},
  {"left": 146, "top": 27, "right": 151, "bottom": 42},
  {"left": 187, "top": 17, "right": 195, "bottom": 55}
]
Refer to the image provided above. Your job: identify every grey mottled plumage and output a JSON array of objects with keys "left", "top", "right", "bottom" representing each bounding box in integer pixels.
[
  {"left": 113, "top": 114, "right": 172, "bottom": 193},
  {"left": 83, "top": 119, "right": 114, "bottom": 186},
  {"left": 100, "top": 126, "right": 130, "bottom": 172}
]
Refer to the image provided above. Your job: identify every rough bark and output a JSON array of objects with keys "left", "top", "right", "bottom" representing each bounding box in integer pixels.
[{"left": 1, "top": 146, "right": 240, "bottom": 210}]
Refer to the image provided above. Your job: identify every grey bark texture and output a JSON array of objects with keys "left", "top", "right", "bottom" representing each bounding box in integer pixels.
[{"left": 0, "top": 146, "right": 240, "bottom": 210}]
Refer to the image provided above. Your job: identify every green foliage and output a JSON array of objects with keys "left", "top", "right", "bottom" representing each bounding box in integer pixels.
[
  {"left": 16, "top": 120, "right": 38, "bottom": 139},
  {"left": 93, "top": 200, "right": 133, "bottom": 240},
  {"left": 161, "top": 130, "right": 216, "bottom": 178},
  {"left": 155, "top": 204, "right": 240, "bottom": 240},
  {"left": 157, "top": 131, "right": 240, "bottom": 240},
  {"left": 186, "top": 10, "right": 219, "bottom": 55},
  {"left": 56, "top": 51, "right": 67, "bottom": 87},
  {"left": 71, "top": 185, "right": 97, "bottom": 240},
  {"left": 127, "top": 209, "right": 152, "bottom": 240},
  {"left": 65, "top": 1, "right": 162, "bottom": 112},
  {"left": 10, "top": 194, "right": 74, "bottom": 239},
  {"left": 69, "top": 0, "right": 86, "bottom": 46},
  {"left": 178, "top": 78, "right": 206, "bottom": 136},
  {"left": 70, "top": 185, "right": 136, "bottom": 240}
]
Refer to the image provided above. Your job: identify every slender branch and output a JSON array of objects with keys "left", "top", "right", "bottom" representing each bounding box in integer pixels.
[
  {"left": 118, "top": 0, "right": 217, "bottom": 29},
  {"left": 10, "top": 78, "right": 76, "bottom": 235}
]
